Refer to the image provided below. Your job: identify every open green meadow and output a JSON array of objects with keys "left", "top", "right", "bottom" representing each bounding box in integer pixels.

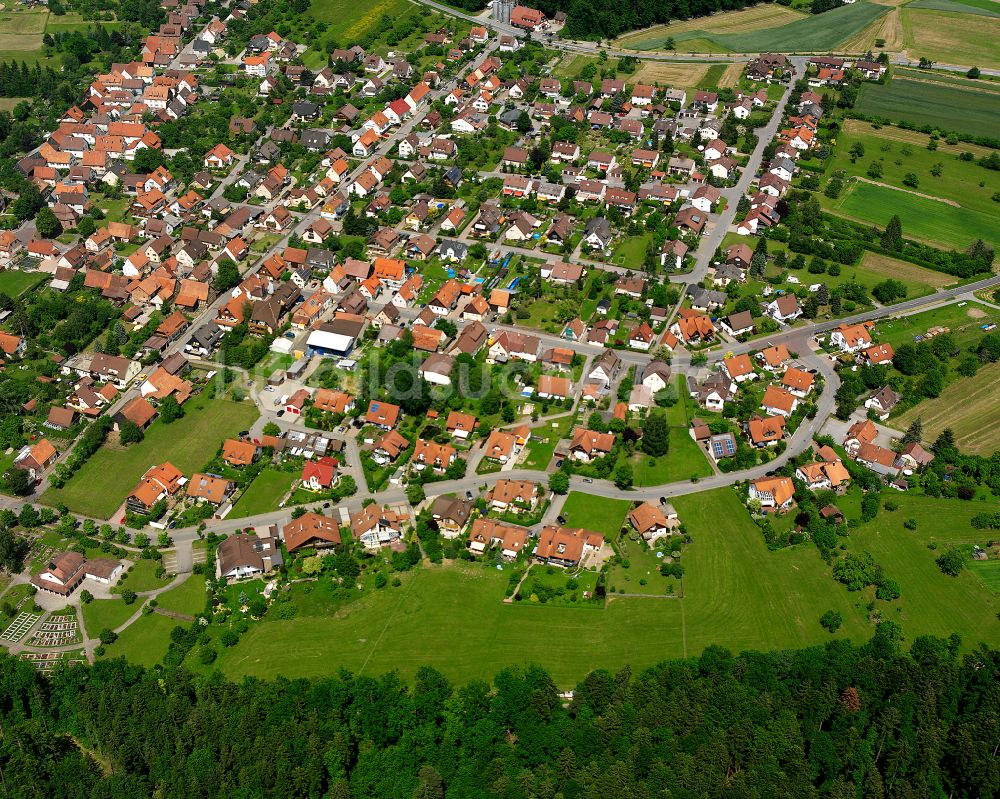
[
  {"left": 900, "top": 8, "right": 1000, "bottom": 69},
  {"left": 230, "top": 470, "right": 295, "bottom": 518},
  {"left": 829, "top": 180, "right": 1000, "bottom": 251},
  {"left": 43, "top": 396, "right": 259, "bottom": 519},
  {"left": 970, "top": 560, "right": 1000, "bottom": 594},
  {"left": 856, "top": 78, "right": 1000, "bottom": 139},
  {"left": 198, "top": 489, "right": 867, "bottom": 685},
  {"left": 825, "top": 128, "right": 999, "bottom": 218},
  {"left": 184, "top": 488, "right": 1000, "bottom": 686},
  {"left": 844, "top": 494, "right": 1000, "bottom": 644},
  {"left": 618, "top": 2, "right": 888, "bottom": 52},
  {"left": 0, "top": 10, "right": 117, "bottom": 70}
]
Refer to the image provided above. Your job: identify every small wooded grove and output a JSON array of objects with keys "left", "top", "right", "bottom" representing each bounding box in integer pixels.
[{"left": 1, "top": 629, "right": 999, "bottom": 798}]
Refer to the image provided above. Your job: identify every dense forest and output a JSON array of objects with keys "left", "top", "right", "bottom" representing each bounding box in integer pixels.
[
  {"left": 1, "top": 628, "right": 999, "bottom": 797},
  {"left": 446, "top": 0, "right": 773, "bottom": 40}
]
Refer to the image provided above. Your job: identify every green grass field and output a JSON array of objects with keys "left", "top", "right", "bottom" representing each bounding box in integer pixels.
[
  {"left": 695, "top": 2, "right": 886, "bottom": 51},
  {"left": 608, "top": 537, "right": 677, "bottom": 595},
  {"left": 697, "top": 63, "right": 728, "bottom": 89},
  {"left": 305, "top": 0, "right": 412, "bottom": 40},
  {"left": 43, "top": 396, "right": 259, "bottom": 519},
  {"left": 0, "top": 270, "right": 46, "bottom": 298},
  {"left": 844, "top": 494, "right": 1000, "bottom": 644},
  {"left": 611, "top": 234, "right": 654, "bottom": 268},
  {"left": 907, "top": 0, "right": 1000, "bottom": 16},
  {"left": 81, "top": 598, "right": 136, "bottom": 638},
  {"left": 825, "top": 129, "right": 999, "bottom": 217},
  {"left": 186, "top": 489, "right": 1000, "bottom": 686},
  {"left": 624, "top": 1, "right": 886, "bottom": 51},
  {"left": 856, "top": 78, "right": 1000, "bottom": 140},
  {"left": 560, "top": 492, "right": 631, "bottom": 537},
  {"left": 900, "top": 9, "right": 1000, "bottom": 70},
  {"left": 830, "top": 181, "right": 1000, "bottom": 252},
  {"left": 970, "top": 560, "right": 1000, "bottom": 594},
  {"left": 230, "top": 470, "right": 295, "bottom": 518},
  {"left": 99, "top": 612, "right": 179, "bottom": 667},
  {"left": 155, "top": 575, "right": 208, "bottom": 616},
  {"left": 633, "top": 380, "right": 717, "bottom": 485}
]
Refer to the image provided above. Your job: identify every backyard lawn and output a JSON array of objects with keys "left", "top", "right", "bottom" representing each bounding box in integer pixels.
[
  {"left": 630, "top": 379, "right": 713, "bottom": 486},
  {"left": 522, "top": 415, "right": 575, "bottom": 470},
  {"left": 560, "top": 492, "right": 631, "bottom": 537},
  {"left": 608, "top": 538, "right": 678, "bottom": 596},
  {"left": 611, "top": 234, "right": 654, "bottom": 269},
  {"left": 0, "top": 270, "right": 46, "bottom": 298},
  {"left": 42, "top": 395, "right": 259, "bottom": 518},
  {"left": 230, "top": 470, "right": 296, "bottom": 518},
  {"left": 629, "top": 428, "right": 713, "bottom": 486}
]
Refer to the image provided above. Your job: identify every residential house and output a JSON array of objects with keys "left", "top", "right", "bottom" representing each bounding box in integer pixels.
[
  {"left": 628, "top": 502, "right": 679, "bottom": 543},
  {"left": 749, "top": 476, "right": 795, "bottom": 511},
  {"left": 568, "top": 427, "right": 614, "bottom": 462},
  {"left": 534, "top": 525, "right": 604, "bottom": 567}
]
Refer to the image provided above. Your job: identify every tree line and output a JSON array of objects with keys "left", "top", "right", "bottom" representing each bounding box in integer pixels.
[{"left": 0, "top": 629, "right": 999, "bottom": 797}]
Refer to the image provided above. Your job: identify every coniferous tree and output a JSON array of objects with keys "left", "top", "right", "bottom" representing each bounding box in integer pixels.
[{"left": 881, "top": 215, "right": 903, "bottom": 251}]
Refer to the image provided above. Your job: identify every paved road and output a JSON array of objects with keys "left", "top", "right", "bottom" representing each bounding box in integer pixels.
[
  {"left": 710, "top": 274, "right": 1000, "bottom": 362},
  {"left": 684, "top": 57, "right": 803, "bottom": 290}
]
